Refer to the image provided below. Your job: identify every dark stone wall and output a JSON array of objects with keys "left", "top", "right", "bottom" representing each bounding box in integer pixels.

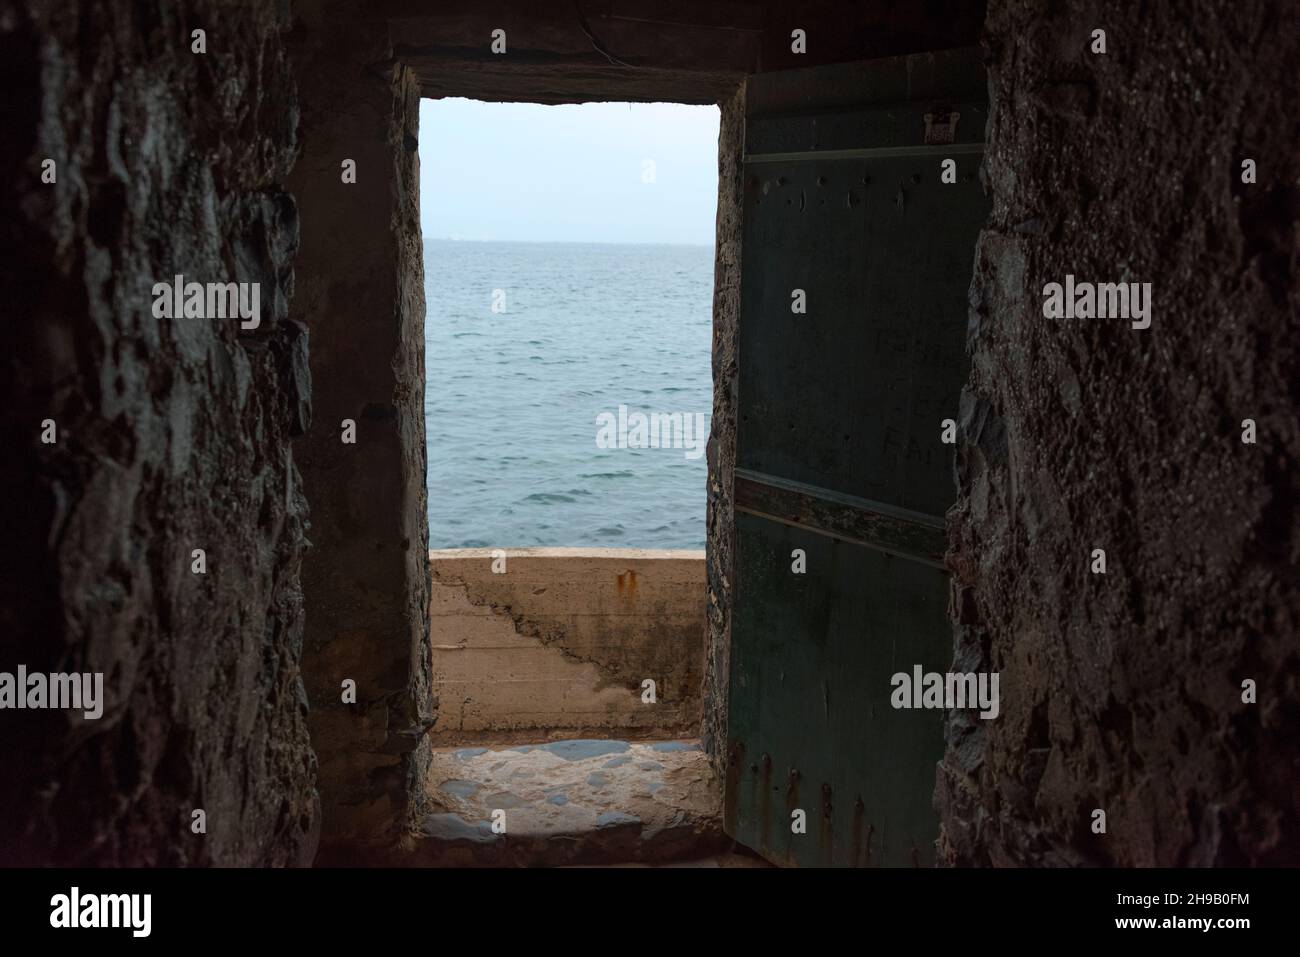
[
  {"left": 702, "top": 86, "right": 746, "bottom": 775},
  {"left": 938, "top": 0, "right": 1300, "bottom": 865},
  {"left": 0, "top": 0, "right": 317, "bottom": 865},
  {"left": 285, "top": 1, "right": 433, "bottom": 865}
]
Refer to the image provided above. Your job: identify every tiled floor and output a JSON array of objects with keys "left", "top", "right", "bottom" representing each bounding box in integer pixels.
[{"left": 416, "top": 739, "right": 741, "bottom": 866}]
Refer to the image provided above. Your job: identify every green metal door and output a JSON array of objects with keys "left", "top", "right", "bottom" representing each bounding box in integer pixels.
[{"left": 724, "top": 49, "right": 989, "bottom": 867}]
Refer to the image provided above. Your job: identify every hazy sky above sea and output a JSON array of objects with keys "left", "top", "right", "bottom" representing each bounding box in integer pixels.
[{"left": 418, "top": 98, "right": 720, "bottom": 245}]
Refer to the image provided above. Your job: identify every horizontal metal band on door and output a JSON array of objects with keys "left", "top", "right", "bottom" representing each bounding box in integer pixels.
[
  {"left": 743, "top": 142, "right": 984, "bottom": 164},
  {"left": 733, "top": 467, "right": 948, "bottom": 567}
]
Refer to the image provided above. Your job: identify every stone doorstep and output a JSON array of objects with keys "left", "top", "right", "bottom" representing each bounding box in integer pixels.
[{"left": 412, "top": 739, "right": 729, "bottom": 866}]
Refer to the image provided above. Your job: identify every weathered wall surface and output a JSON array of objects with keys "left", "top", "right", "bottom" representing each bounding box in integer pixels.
[
  {"left": 429, "top": 550, "right": 706, "bottom": 743},
  {"left": 702, "top": 87, "right": 746, "bottom": 775},
  {"left": 939, "top": 1, "right": 1300, "bottom": 865},
  {"left": 0, "top": 0, "right": 317, "bottom": 865},
  {"left": 386, "top": 0, "right": 981, "bottom": 105},
  {"left": 285, "top": 1, "right": 433, "bottom": 865}
]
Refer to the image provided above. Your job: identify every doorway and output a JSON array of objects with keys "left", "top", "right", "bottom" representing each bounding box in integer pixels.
[{"left": 415, "top": 97, "right": 741, "bottom": 865}]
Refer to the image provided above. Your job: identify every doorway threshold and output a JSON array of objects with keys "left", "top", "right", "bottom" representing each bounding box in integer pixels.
[{"left": 415, "top": 738, "right": 729, "bottom": 866}]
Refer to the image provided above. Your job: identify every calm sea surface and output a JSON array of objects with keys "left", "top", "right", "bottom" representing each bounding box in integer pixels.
[{"left": 424, "top": 240, "right": 713, "bottom": 549}]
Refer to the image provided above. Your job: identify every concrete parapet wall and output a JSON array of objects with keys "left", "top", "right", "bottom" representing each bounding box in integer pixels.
[{"left": 428, "top": 549, "right": 706, "bottom": 743}]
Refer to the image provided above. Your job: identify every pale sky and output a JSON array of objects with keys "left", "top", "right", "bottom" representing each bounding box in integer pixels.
[{"left": 418, "top": 98, "right": 720, "bottom": 245}]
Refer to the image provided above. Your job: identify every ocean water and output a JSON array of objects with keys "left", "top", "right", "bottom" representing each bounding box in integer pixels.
[{"left": 424, "top": 240, "right": 713, "bottom": 549}]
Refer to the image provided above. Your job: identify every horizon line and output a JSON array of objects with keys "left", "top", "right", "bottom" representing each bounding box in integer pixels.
[{"left": 426, "top": 236, "right": 715, "bottom": 248}]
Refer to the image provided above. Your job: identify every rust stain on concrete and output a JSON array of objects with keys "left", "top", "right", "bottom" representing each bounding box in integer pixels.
[{"left": 616, "top": 569, "right": 638, "bottom": 602}]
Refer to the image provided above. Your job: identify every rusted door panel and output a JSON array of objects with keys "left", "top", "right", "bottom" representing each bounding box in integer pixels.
[
  {"left": 725, "top": 49, "right": 989, "bottom": 867},
  {"left": 727, "top": 515, "right": 950, "bottom": 866}
]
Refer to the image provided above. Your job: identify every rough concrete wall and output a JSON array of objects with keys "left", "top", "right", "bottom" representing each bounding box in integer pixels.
[
  {"left": 285, "top": 1, "right": 433, "bottom": 864},
  {"left": 429, "top": 550, "right": 706, "bottom": 743},
  {"left": 938, "top": 1, "right": 1300, "bottom": 866},
  {"left": 702, "top": 86, "right": 746, "bottom": 775},
  {"left": 385, "top": 0, "right": 982, "bottom": 106},
  {"left": 0, "top": 0, "right": 317, "bottom": 865}
]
